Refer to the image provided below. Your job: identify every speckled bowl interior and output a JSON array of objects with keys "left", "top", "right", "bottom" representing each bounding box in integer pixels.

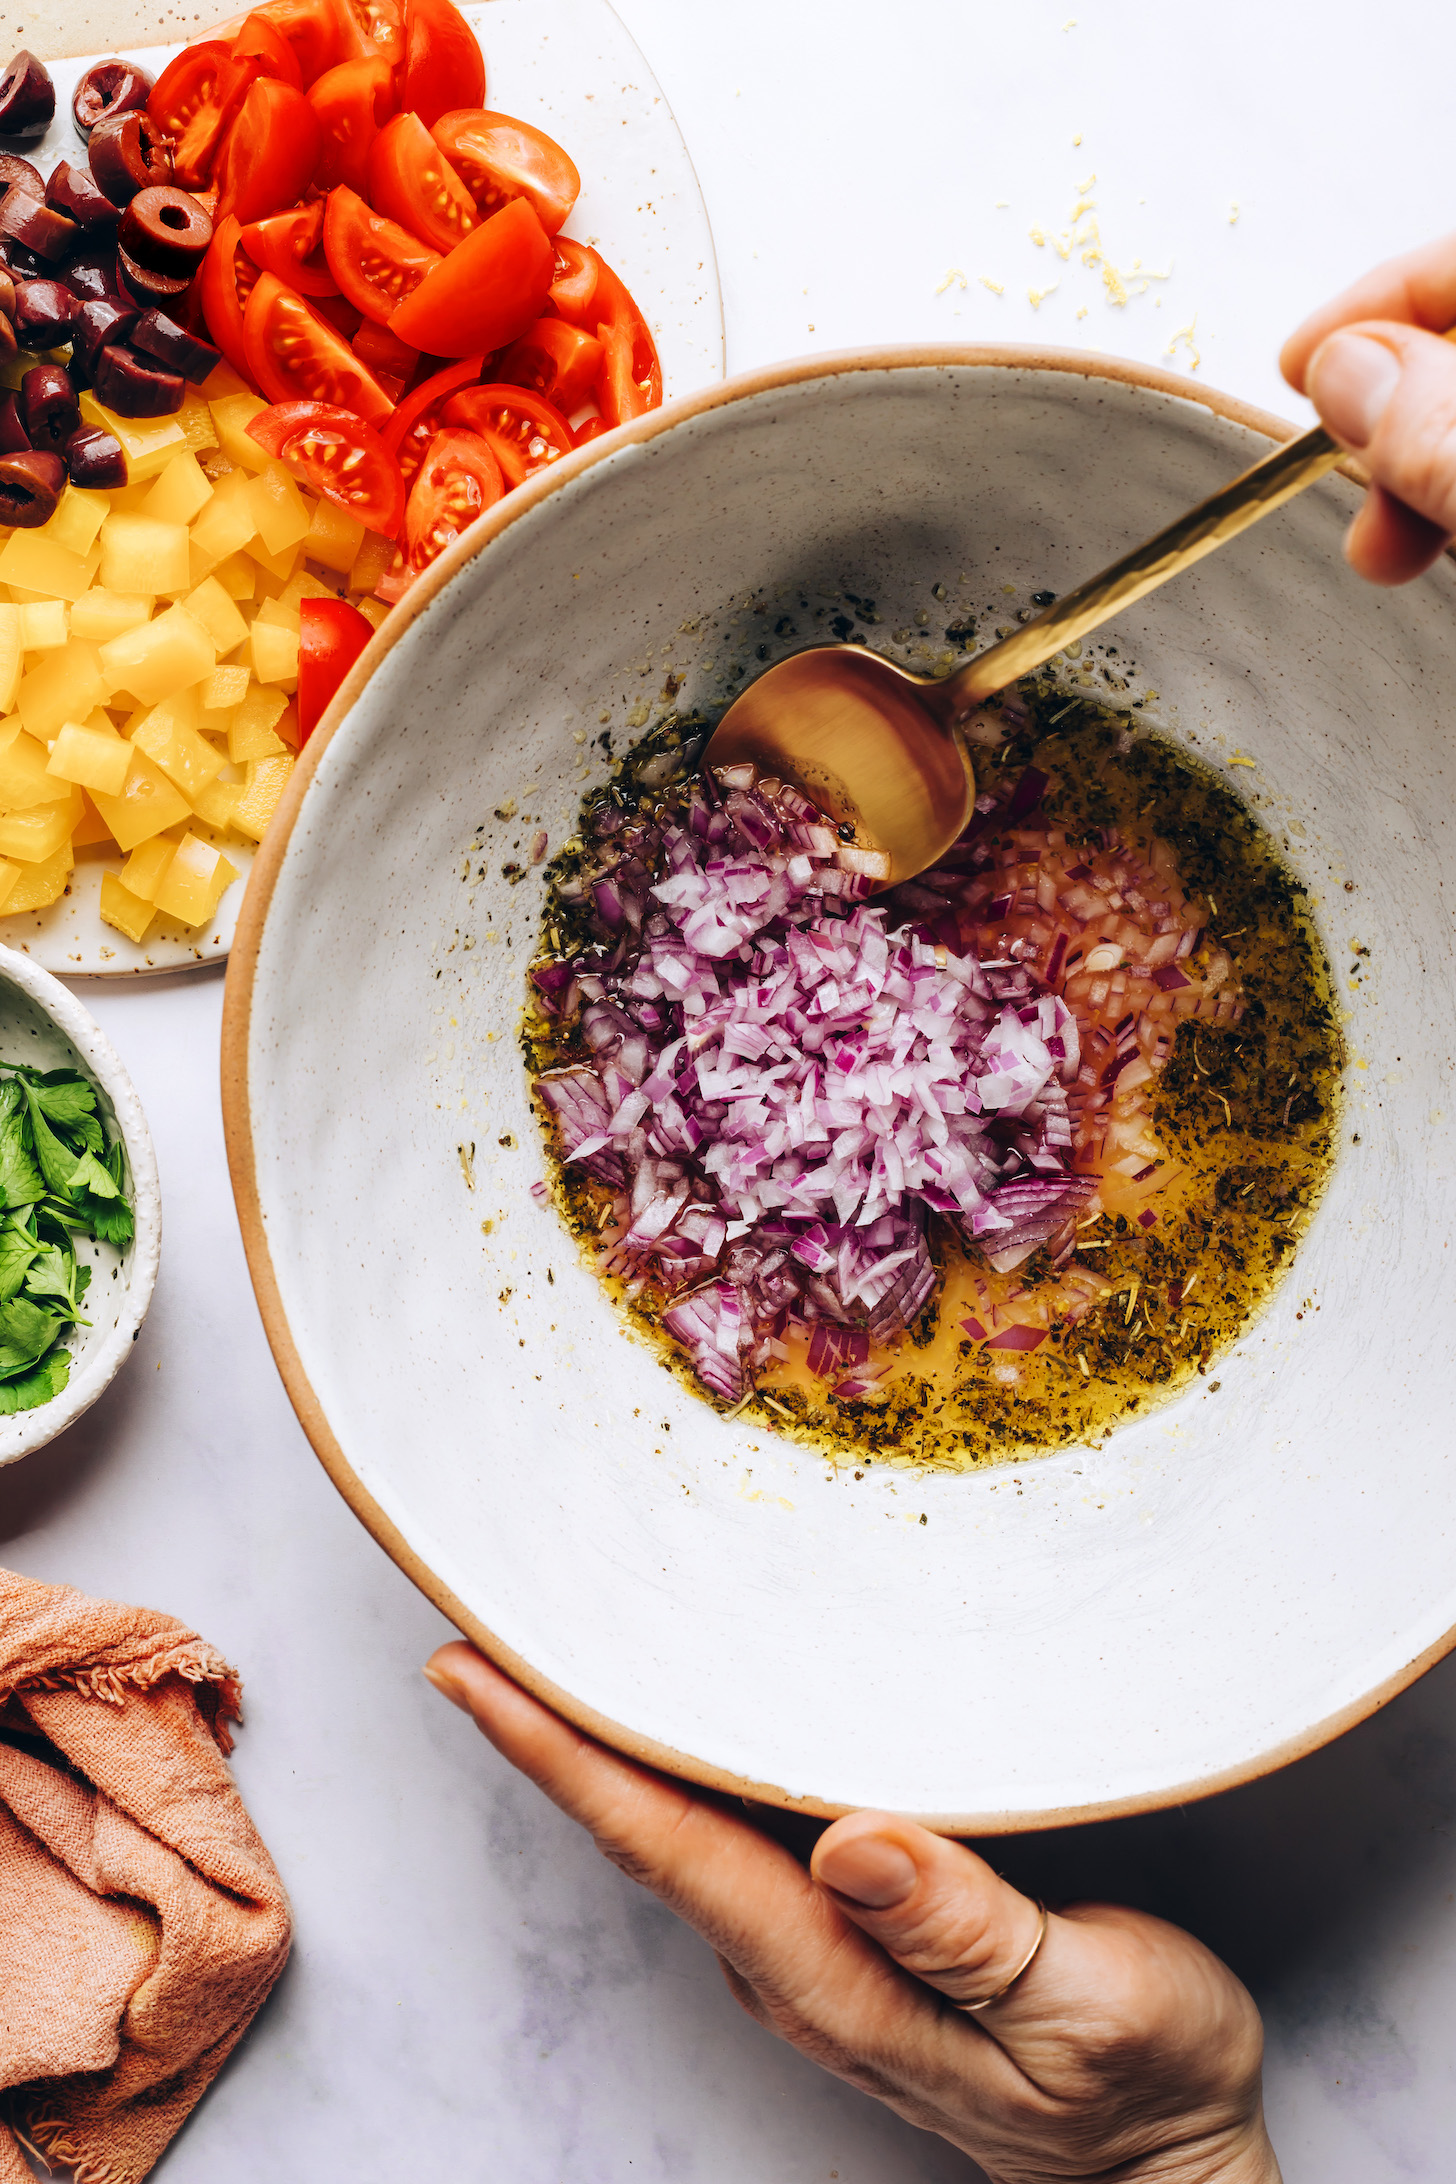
[{"left": 226, "top": 353, "right": 1456, "bottom": 1828}]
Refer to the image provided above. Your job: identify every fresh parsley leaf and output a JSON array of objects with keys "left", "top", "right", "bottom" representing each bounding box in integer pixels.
[
  {"left": 66, "top": 1149, "right": 119, "bottom": 1201},
  {"left": 0, "top": 1223, "right": 41, "bottom": 1304},
  {"left": 26, "top": 1075, "right": 97, "bottom": 1130},
  {"left": 85, "top": 1196, "right": 134, "bottom": 1250},
  {"left": 0, "top": 1346, "right": 69, "bottom": 1413},
  {"left": 0, "top": 1294, "right": 63, "bottom": 1377},
  {"left": 20, "top": 1085, "right": 85, "bottom": 1198},
  {"left": 24, "top": 1243, "right": 88, "bottom": 1325},
  {"left": 0, "top": 1100, "right": 42, "bottom": 1210}
]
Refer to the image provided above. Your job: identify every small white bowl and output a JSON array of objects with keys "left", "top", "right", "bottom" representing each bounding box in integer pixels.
[{"left": 0, "top": 945, "right": 160, "bottom": 1465}]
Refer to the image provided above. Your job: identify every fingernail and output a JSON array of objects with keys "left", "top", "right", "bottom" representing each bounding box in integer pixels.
[
  {"left": 816, "top": 1831, "right": 919, "bottom": 1908},
  {"left": 1308, "top": 331, "right": 1401, "bottom": 450},
  {"left": 423, "top": 1662, "right": 469, "bottom": 1712}
]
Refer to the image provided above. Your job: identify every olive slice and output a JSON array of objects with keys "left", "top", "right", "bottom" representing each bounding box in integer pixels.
[
  {"left": 71, "top": 297, "right": 137, "bottom": 378},
  {"left": 0, "top": 193, "right": 78, "bottom": 264},
  {"left": 63, "top": 246, "right": 123, "bottom": 306},
  {"left": 92, "top": 341, "right": 183, "bottom": 418},
  {"left": 0, "top": 390, "right": 28, "bottom": 454},
  {"left": 11, "top": 279, "right": 76, "bottom": 347},
  {"left": 0, "top": 268, "right": 15, "bottom": 320},
  {"left": 72, "top": 60, "right": 153, "bottom": 139},
  {"left": 0, "top": 53, "right": 55, "bottom": 143},
  {"left": 130, "top": 308, "right": 220, "bottom": 384},
  {"left": 0, "top": 448, "right": 64, "bottom": 526},
  {"left": 45, "top": 160, "right": 121, "bottom": 231},
  {"left": 64, "top": 424, "right": 126, "bottom": 489},
  {"left": 21, "top": 363, "right": 80, "bottom": 453},
  {"left": 0, "top": 152, "right": 42, "bottom": 200},
  {"left": 114, "top": 242, "right": 191, "bottom": 310},
  {"left": 89, "top": 112, "right": 174, "bottom": 207},
  {"left": 119, "top": 186, "right": 212, "bottom": 277},
  {"left": 0, "top": 314, "right": 14, "bottom": 364}
]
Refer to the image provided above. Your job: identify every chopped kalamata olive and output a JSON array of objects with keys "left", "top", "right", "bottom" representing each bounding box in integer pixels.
[
  {"left": 45, "top": 160, "right": 121, "bottom": 231},
  {"left": 0, "top": 447, "right": 64, "bottom": 525},
  {"left": 130, "top": 307, "right": 220, "bottom": 384},
  {"left": 0, "top": 151, "right": 42, "bottom": 201},
  {"left": 0, "top": 236, "right": 45, "bottom": 279},
  {"left": 72, "top": 60, "right": 153, "bottom": 138},
  {"left": 0, "top": 268, "right": 15, "bottom": 319},
  {"left": 114, "top": 242, "right": 191, "bottom": 310},
  {"left": 21, "top": 362, "right": 80, "bottom": 453},
  {"left": 92, "top": 341, "right": 183, "bottom": 417},
  {"left": 63, "top": 245, "right": 122, "bottom": 305},
  {"left": 71, "top": 296, "right": 136, "bottom": 377},
  {"left": 0, "top": 390, "right": 28, "bottom": 453},
  {"left": 89, "top": 112, "right": 174, "bottom": 207},
  {"left": 119, "top": 186, "right": 212, "bottom": 278},
  {"left": 12, "top": 279, "right": 76, "bottom": 347},
  {"left": 0, "top": 314, "right": 14, "bottom": 363},
  {"left": 0, "top": 53, "right": 55, "bottom": 142},
  {"left": 0, "top": 193, "right": 78, "bottom": 264},
  {"left": 64, "top": 422, "right": 126, "bottom": 489}
]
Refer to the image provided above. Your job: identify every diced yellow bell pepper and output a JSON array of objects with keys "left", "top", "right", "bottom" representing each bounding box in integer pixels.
[
  {"left": 70, "top": 590, "right": 153, "bottom": 644},
  {"left": 172, "top": 388, "right": 219, "bottom": 460},
  {"left": 98, "top": 512, "right": 191, "bottom": 597},
  {"left": 42, "top": 488, "right": 109, "bottom": 556},
  {"left": 89, "top": 746, "right": 192, "bottom": 851},
  {"left": 250, "top": 620, "right": 299, "bottom": 687},
  {"left": 227, "top": 682, "right": 288, "bottom": 763},
  {"left": 349, "top": 530, "right": 396, "bottom": 595},
  {"left": 17, "top": 642, "right": 109, "bottom": 742},
  {"left": 246, "top": 460, "right": 311, "bottom": 555},
  {"left": 71, "top": 792, "right": 115, "bottom": 848},
  {"left": 355, "top": 597, "right": 390, "bottom": 632},
  {"left": 279, "top": 569, "right": 337, "bottom": 617},
  {"left": 77, "top": 394, "right": 185, "bottom": 481},
  {"left": 0, "top": 719, "right": 62, "bottom": 808},
  {"left": 181, "top": 575, "right": 249, "bottom": 657},
  {"left": 249, "top": 532, "right": 303, "bottom": 583},
  {"left": 231, "top": 751, "right": 295, "bottom": 841},
  {"left": 18, "top": 600, "right": 68, "bottom": 651},
  {"left": 210, "top": 550, "right": 257, "bottom": 602},
  {"left": 189, "top": 469, "right": 257, "bottom": 570},
  {"left": 119, "top": 833, "right": 178, "bottom": 901},
  {"left": 47, "top": 723, "right": 133, "bottom": 798},
  {"left": 152, "top": 829, "right": 239, "bottom": 926},
  {"left": 254, "top": 596, "right": 301, "bottom": 633},
  {"left": 98, "top": 871, "right": 156, "bottom": 943},
  {"left": 98, "top": 605, "right": 214, "bottom": 707},
  {"left": 1, "top": 840, "right": 72, "bottom": 912},
  {"left": 209, "top": 393, "right": 271, "bottom": 475},
  {"left": 201, "top": 663, "right": 251, "bottom": 711},
  {"left": 143, "top": 451, "right": 214, "bottom": 527},
  {"left": 0, "top": 860, "right": 18, "bottom": 910},
  {"left": 0, "top": 603, "right": 19, "bottom": 712},
  {"left": 0, "top": 530, "right": 94, "bottom": 604},
  {"left": 0, "top": 785, "right": 84, "bottom": 862},
  {"left": 190, "top": 777, "right": 243, "bottom": 830},
  {"left": 305, "top": 495, "right": 364, "bottom": 574},
  {"left": 131, "top": 699, "right": 226, "bottom": 803}
]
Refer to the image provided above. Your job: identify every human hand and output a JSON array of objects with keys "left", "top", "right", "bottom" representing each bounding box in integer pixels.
[
  {"left": 1281, "top": 231, "right": 1456, "bottom": 584},
  {"left": 425, "top": 1642, "right": 1279, "bottom": 2184}
]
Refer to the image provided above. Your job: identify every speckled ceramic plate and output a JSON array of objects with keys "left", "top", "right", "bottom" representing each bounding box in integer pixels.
[
  {"left": 225, "top": 350, "right": 1456, "bottom": 1829},
  {"left": 12, "top": 0, "right": 723, "bottom": 977}
]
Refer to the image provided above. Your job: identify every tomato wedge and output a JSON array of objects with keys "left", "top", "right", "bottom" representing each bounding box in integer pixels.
[
  {"left": 248, "top": 398, "right": 406, "bottom": 534},
  {"left": 198, "top": 213, "right": 262, "bottom": 381},
  {"left": 298, "top": 596, "right": 375, "bottom": 741},
  {"left": 347, "top": 0, "right": 404, "bottom": 66},
  {"left": 243, "top": 271, "right": 394, "bottom": 419},
  {"left": 547, "top": 241, "right": 662, "bottom": 427},
  {"left": 229, "top": 10, "right": 303, "bottom": 89},
  {"left": 149, "top": 42, "right": 250, "bottom": 187},
  {"left": 366, "top": 110, "right": 476, "bottom": 255},
  {"left": 400, "top": 0, "right": 484, "bottom": 128},
  {"left": 440, "top": 381, "right": 572, "bottom": 489},
  {"left": 389, "top": 196, "right": 553, "bottom": 357},
  {"left": 430, "top": 110, "right": 578, "bottom": 233},
  {"left": 214, "top": 79, "right": 324, "bottom": 224},
  {"left": 241, "top": 202, "right": 338, "bottom": 295},
  {"left": 309, "top": 54, "right": 395, "bottom": 192},
  {"left": 403, "top": 426, "right": 502, "bottom": 570},
  {"left": 379, "top": 354, "right": 482, "bottom": 487},
  {"left": 497, "top": 317, "right": 602, "bottom": 413},
  {"left": 322, "top": 184, "right": 440, "bottom": 325},
  {"left": 250, "top": 0, "right": 359, "bottom": 83},
  {"left": 548, "top": 236, "right": 599, "bottom": 325}
]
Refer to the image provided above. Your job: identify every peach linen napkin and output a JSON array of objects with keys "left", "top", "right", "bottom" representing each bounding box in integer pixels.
[{"left": 0, "top": 1567, "right": 292, "bottom": 2184}]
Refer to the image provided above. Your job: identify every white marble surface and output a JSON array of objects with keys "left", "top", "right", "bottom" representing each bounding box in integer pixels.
[{"left": 6, "top": 1, "right": 1456, "bottom": 2176}]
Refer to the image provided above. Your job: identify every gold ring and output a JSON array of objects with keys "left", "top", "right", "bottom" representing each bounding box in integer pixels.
[{"left": 954, "top": 1902, "right": 1049, "bottom": 2014}]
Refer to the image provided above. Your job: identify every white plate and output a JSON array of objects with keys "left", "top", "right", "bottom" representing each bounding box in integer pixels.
[{"left": 6, "top": 0, "right": 723, "bottom": 978}]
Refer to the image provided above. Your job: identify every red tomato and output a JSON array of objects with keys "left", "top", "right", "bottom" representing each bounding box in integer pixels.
[
  {"left": 229, "top": 10, "right": 303, "bottom": 88},
  {"left": 403, "top": 426, "right": 502, "bottom": 570},
  {"left": 430, "top": 109, "right": 578, "bottom": 234},
  {"left": 366, "top": 110, "right": 476, "bottom": 255},
  {"left": 573, "top": 416, "right": 608, "bottom": 445},
  {"left": 307, "top": 289, "right": 362, "bottom": 339},
  {"left": 250, "top": 0, "right": 363, "bottom": 83},
  {"left": 248, "top": 398, "right": 406, "bottom": 533},
  {"left": 214, "top": 79, "right": 324, "bottom": 224},
  {"left": 149, "top": 42, "right": 250, "bottom": 187},
  {"left": 243, "top": 271, "right": 394, "bottom": 419},
  {"left": 309, "top": 54, "right": 395, "bottom": 191},
  {"left": 198, "top": 213, "right": 263, "bottom": 381},
  {"left": 353, "top": 320, "right": 418, "bottom": 378},
  {"left": 440, "top": 380, "right": 572, "bottom": 489},
  {"left": 241, "top": 202, "right": 338, "bottom": 295},
  {"left": 298, "top": 596, "right": 375, "bottom": 741},
  {"left": 347, "top": 0, "right": 404, "bottom": 66},
  {"left": 548, "top": 236, "right": 599, "bottom": 326},
  {"left": 400, "top": 0, "right": 484, "bottom": 128},
  {"left": 497, "top": 317, "right": 602, "bottom": 413},
  {"left": 389, "top": 197, "right": 553, "bottom": 358},
  {"left": 550, "top": 241, "right": 661, "bottom": 427},
  {"left": 379, "top": 354, "right": 482, "bottom": 486},
  {"left": 322, "top": 183, "right": 440, "bottom": 325}
]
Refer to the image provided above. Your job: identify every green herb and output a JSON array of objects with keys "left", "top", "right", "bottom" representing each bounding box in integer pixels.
[{"left": 0, "top": 1062, "right": 134, "bottom": 1414}]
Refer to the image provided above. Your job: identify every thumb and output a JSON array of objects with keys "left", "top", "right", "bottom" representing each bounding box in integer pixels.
[
  {"left": 1306, "top": 320, "right": 1456, "bottom": 582},
  {"left": 810, "top": 1811, "right": 1046, "bottom": 2013}
]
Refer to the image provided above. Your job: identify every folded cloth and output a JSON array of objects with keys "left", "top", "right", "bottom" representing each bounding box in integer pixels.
[{"left": 0, "top": 1567, "right": 292, "bottom": 2184}]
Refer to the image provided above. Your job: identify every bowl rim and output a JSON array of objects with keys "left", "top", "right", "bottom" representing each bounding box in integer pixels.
[
  {"left": 221, "top": 341, "right": 1429, "bottom": 1833},
  {"left": 0, "top": 941, "right": 161, "bottom": 1463}
]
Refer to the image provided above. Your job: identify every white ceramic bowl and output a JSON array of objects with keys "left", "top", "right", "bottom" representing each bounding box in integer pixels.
[
  {"left": 0, "top": 945, "right": 160, "bottom": 1464},
  {"left": 224, "top": 349, "right": 1456, "bottom": 1829}
]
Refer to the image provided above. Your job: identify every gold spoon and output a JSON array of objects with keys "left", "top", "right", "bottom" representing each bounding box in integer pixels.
[{"left": 703, "top": 421, "right": 1346, "bottom": 882}]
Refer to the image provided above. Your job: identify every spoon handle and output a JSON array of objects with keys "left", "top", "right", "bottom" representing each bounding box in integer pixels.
[{"left": 943, "top": 422, "right": 1343, "bottom": 711}]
